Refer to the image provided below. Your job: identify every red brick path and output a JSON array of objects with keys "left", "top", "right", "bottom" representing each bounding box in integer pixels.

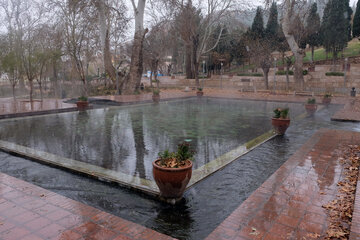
[
  {"left": 0, "top": 98, "right": 76, "bottom": 119},
  {"left": 0, "top": 173, "right": 175, "bottom": 240},
  {"left": 206, "top": 129, "right": 360, "bottom": 240},
  {"left": 332, "top": 98, "right": 360, "bottom": 122},
  {"left": 95, "top": 88, "right": 350, "bottom": 105}
]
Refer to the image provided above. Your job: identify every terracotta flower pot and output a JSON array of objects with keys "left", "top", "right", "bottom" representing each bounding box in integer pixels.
[
  {"left": 271, "top": 118, "right": 290, "bottom": 135},
  {"left": 152, "top": 94, "right": 160, "bottom": 102},
  {"left": 305, "top": 104, "right": 317, "bottom": 115},
  {"left": 196, "top": 91, "right": 204, "bottom": 97},
  {"left": 152, "top": 160, "right": 192, "bottom": 199},
  {"left": 76, "top": 101, "right": 89, "bottom": 110},
  {"left": 322, "top": 98, "right": 331, "bottom": 105}
]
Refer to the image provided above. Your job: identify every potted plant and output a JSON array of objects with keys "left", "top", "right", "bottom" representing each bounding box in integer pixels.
[
  {"left": 152, "top": 89, "right": 160, "bottom": 102},
  {"left": 196, "top": 87, "right": 204, "bottom": 97},
  {"left": 76, "top": 96, "right": 89, "bottom": 110},
  {"left": 272, "top": 108, "right": 290, "bottom": 135},
  {"left": 322, "top": 93, "right": 332, "bottom": 105},
  {"left": 305, "top": 98, "right": 317, "bottom": 115},
  {"left": 152, "top": 142, "right": 194, "bottom": 200}
]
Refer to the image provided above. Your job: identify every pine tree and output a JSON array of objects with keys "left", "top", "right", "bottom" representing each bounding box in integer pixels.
[
  {"left": 321, "top": 0, "right": 349, "bottom": 61},
  {"left": 353, "top": 0, "right": 360, "bottom": 38},
  {"left": 265, "top": 2, "right": 278, "bottom": 39},
  {"left": 344, "top": 0, "right": 353, "bottom": 40},
  {"left": 306, "top": 3, "right": 321, "bottom": 63},
  {"left": 251, "top": 7, "right": 264, "bottom": 38}
]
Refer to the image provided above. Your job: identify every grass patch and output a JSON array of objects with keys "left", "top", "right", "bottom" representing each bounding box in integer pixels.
[{"left": 246, "top": 130, "right": 275, "bottom": 150}]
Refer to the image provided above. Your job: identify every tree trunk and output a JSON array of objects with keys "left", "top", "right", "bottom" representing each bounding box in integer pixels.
[
  {"left": 29, "top": 80, "right": 33, "bottom": 102},
  {"left": 311, "top": 46, "right": 314, "bottom": 63},
  {"left": 286, "top": 59, "right": 291, "bottom": 91},
  {"left": 185, "top": 43, "right": 193, "bottom": 79},
  {"left": 12, "top": 83, "right": 16, "bottom": 100},
  {"left": 192, "top": 37, "right": 199, "bottom": 87},
  {"left": 122, "top": 0, "right": 147, "bottom": 94},
  {"left": 97, "top": 0, "right": 116, "bottom": 83},
  {"left": 104, "top": 29, "right": 116, "bottom": 83},
  {"left": 122, "top": 29, "right": 147, "bottom": 94},
  {"left": 262, "top": 67, "right": 270, "bottom": 90},
  {"left": 39, "top": 83, "right": 43, "bottom": 101},
  {"left": 282, "top": 0, "right": 305, "bottom": 90}
]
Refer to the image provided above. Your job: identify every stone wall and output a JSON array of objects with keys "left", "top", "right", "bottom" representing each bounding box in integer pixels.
[{"left": 143, "top": 64, "right": 360, "bottom": 94}]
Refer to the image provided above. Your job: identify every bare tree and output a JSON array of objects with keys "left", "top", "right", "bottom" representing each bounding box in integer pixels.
[
  {"left": 51, "top": 0, "right": 96, "bottom": 96},
  {"left": 94, "top": 0, "right": 128, "bottom": 86},
  {"left": 143, "top": 21, "right": 172, "bottom": 89},
  {"left": 121, "top": 0, "right": 148, "bottom": 94},
  {"left": 279, "top": 0, "right": 308, "bottom": 90}
]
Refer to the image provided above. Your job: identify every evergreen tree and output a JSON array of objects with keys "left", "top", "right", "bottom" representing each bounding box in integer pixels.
[
  {"left": 321, "top": 0, "right": 349, "bottom": 61},
  {"left": 354, "top": 0, "right": 360, "bottom": 37},
  {"left": 265, "top": 2, "right": 278, "bottom": 39},
  {"left": 306, "top": 3, "right": 321, "bottom": 63},
  {"left": 251, "top": 7, "right": 264, "bottom": 38},
  {"left": 344, "top": 0, "right": 353, "bottom": 40}
]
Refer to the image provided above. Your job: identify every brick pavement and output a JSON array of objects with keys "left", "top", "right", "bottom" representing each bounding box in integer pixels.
[
  {"left": 0, "top": 173, "right": 175, "bottom": 240},
  {"left": 206, "top": 129, "right": 360, "bottom": 240},
  {"left": 332, "top": 98, "right": 360, "bottom": 122},
  {"left": 0, "top": 98, "right": 76, "bottom": 119}
]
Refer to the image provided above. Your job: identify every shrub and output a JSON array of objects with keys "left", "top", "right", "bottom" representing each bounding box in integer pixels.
[
  {"left": 78, "top": 96, "right": 88, "bottom": 101},
  {"left": 273, "top": 108, "right": 289, "bottom": 119},
  {"left": 157, "top": 142, "right": 195, "bottom": 168},
  {"left": 237, "top": 72, "right": 263, "bottom": 77},
  {"left": 307, "top": 98, "right": 316, "bottom": 104},
  {"left": 324, "top": 93, "right": 332, "bottom": 98},
  {"left": 325, "top": 72, "right": 344, "bottom": 76},
  {"left": 197, "top": 87, "right": 203, "bottom": 91},
  {"left": 153, "top": 89, "right": 160, "bottom": 95},
  {"left": 276, "top": 70, "right": 308, "bottom": 76}
]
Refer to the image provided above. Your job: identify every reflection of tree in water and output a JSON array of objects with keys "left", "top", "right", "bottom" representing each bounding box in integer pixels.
[
  {"left": 72, "top": 111, "right": 90, "bottom": 161},
  {"left": 101, "top": 109, "right": 115, "bottom": 169},
  {"left": 130, "top": 109, "right": 147, "bottom": 178}
]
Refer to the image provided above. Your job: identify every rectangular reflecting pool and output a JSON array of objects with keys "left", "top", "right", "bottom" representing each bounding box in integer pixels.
[{"left": 0, "top": 98, "right": 305, "bottom": 194}]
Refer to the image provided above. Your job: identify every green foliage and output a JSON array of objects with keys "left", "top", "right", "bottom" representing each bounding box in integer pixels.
[
  {"left": 251, "top": 7, "right": 264, "bottom": 38},
  {"left": 176, "top": 142, "right": 195, "bottom": 163},
  {"left": 265, "top": 3, "right": 278, "bottom": 40},
  {"left": 276, "top": 70, "right": 308, "bottom": 76},
  {"left": 157, "top": 142, "right": 195, "bottom": 167},
  {"left": 273, "top": 108, "right": 289, "bottom": 119},
  {"left": 326, "top": 72, "right": 345, "bottom": 76},
  {"left": 306, "top": 3, "right": 321, "bottom": 48},
  {"left": 158, "top": 150, "right": 176, "bottom": 166},
  {"left": 1, "top": 51, "right": 22, "bottom": 75},
  {"left": 354, "top": 0, "right": 360, "bottom": 38},
  {"left": 321, "top": 0, "right": 351, "bottom": 59},
  {"left": 197, "top": 87, "right": 203, "bottom": 91},
  {"left": 153, "top": 88, "right": 160, "bottom": 95},
  {"left": 307, "top": 98, "right": 316, "bottom": 104},
  {"left": 324, "top": 93, "right": 333, "bottom": 98},
  {"left": 78, "top": 96, "right": 88, "bottom": 101},
  {"left": 237, "top": 72, "right": 263, "bottom": 77}
]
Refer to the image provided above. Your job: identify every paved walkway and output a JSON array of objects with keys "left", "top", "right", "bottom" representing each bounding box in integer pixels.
[
  {"left": 206, "top": 129, "right": 360, "bottom": 240},
  {"left": 0, "top": 98, "right": 76, "bottom": 119},
  {"left": 95, "top": 89, "right": 350, "bottom": 105},
  {"left": 0, "top": 173, "right": 175, "bottom": 240},
  {"left": 332, "top": 98, "right": 360, "bottom": 122}
]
